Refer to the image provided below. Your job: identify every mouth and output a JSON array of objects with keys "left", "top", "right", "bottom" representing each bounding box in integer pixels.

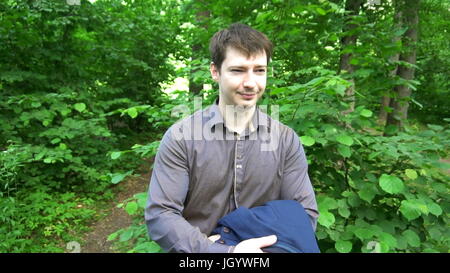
[{"left": 237, "top": 92, "right": 257, "bottom": 100}]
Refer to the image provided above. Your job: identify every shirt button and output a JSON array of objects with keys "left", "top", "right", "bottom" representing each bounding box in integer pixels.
[
  {"left": 223, "top": 227, "right": 230, "bottom": 233},
  {"left": 236, "top": 164, "right": 242, "bottom": 169}
]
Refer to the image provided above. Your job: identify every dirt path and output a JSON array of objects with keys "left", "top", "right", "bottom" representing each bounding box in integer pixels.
[{"left": 80, "top": 160, "right": 152, "bottom": 253}]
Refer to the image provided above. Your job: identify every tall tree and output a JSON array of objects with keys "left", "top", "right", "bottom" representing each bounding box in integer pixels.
[
  {"left": 188, "top": 0, "right": 210, "bottom": 95},
  {"left": 339, "top": 0, "right": 362, "bottom": 114},
  {"left": 378, "top": 5, "right": 402, "bottom": 125},
  {"left": 385, "top": 0, "right": 420, "bottom": 131}
]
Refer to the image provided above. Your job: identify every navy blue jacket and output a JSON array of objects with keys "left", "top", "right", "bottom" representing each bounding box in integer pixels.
[{"left": 212, "top": 200, "right": 320, "bottom": 253}]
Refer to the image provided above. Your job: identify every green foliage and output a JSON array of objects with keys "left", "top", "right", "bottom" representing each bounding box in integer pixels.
[
  {"left": 0, "top": 186, "right": 97, "bottom": 252},
  {"left": 411, "top": 0, "right": 450, "bottom": 124},
  {"left": 0, "top": 0, "right": 180, "bottom": 252},
  {"left": 109, "top": 0, "right": 449, "bottom": 254},
  {"left": 271, "top": 73, "right": 449, "bottom": 253},
  {"left": 114, "top": 66, "right": 449, "bottom": 253},
  {"left": 2, "top": 0, "right": 448, "bottom": 253},
  {"left": 108, "top": 192, "right": 163, "bottom": 253}
]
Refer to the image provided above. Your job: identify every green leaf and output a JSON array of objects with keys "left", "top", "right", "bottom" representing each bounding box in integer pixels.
[
  {"left": 358, "top": 187, "right": 376, "bottom": 203},
  {"left": 338, "top": 204, "right": 351, "bottom": 218},
  {"left": 31, "top": 101, "right": 42, "bottom": 108},
  {"left": 402, "top": 230, "right": 420, "bottom": 248},
  {"left": 125, "top": 202, "right": 138, "bottom": 215},
  {"left": 379, "top": 174, "right": 404, "bottom": 194},
  {"left": 119, "top": 229, "right": 134, "bottom": 242},
  {"left": 378, "top": 232, "right": 397, "bottom": 249},
  {"left": 427, "top": 124, "right": 443, "bottom": 131},
  {"left": 127, "top": 107, "right": 138, "bottom": 119},
  {"left": 316, "top": 7, "right": 327, "bottom": 15},
  {"left": 42, "top": 119, "right": 51, "bottom": 127},
  {"left": 74, "top": 103, "right": 86, "bottom": 112},
  {"left": 336, "top": 135, "right": 354, "bottom": 146},
  {"left": 35, "top": 151, "right": 46, "bottom": 160},
  {"left": 399, "top": 200, "right": 421, "bottom": 221},
  {"left": 111, "top": 151, "right": 122, "bottom": 160},
  {"left": 405, "top": 169, "right": 418, "bottom": 180},
  {"left": 318, "top": 210, "right": 335, "bottom": 228},
  {"left": 111, "top": 174, "right": 126, "bottom": 184},
  {"left": 343, "top": 191, "right": 361, "bottom": 207},
  {"left": 134, "top": 241, "right": 161, "bottom": 253},
  {"left": 317, "top": 196, "right": 338, "bottom": 211},
  {"left": 134, "top": 192, "right": 148, "bottom": 208},
  {"left": 396, "top": 236, "right": 408, "bottom": 250},
  {"left": 360, "top": 109, "right": 373, "bottom": 117},
  {"left": 354, "top": 228, "right": 375, "bottom": 240},
  {"left": 335, "top": 85, "right": 346, "bottom": 96},
  {"left": 427, "top": 202, "right": 442, "bottom": 216},
  {"left": 378, "top": 242, "right": 390, "bottom": 253},
  {"left": 51, "top": 138, "right": 61, "bottom": 144},
  {"left": 428, "top": 227, "right": 442, "bottom": 241},
  {"left": 368, "top": 151, "right": 382, "bottom": 160},
  {"left": 300, "top": 136, "right": 315, "bottom": 146},
  {"left": 335, "top": 240, "right": 352, "bottom": 253},
  {"left": 110, "top": 171, "right": 132, "bottom": 184},
  {"left": 337, "top": 144, "right": 352, "bottom": 158},
  {"left": 107, "top": 232, "right": 119, "bottom": 241},
  {"left": 60, "top": 107, "right": 71, "bottom": 116}
]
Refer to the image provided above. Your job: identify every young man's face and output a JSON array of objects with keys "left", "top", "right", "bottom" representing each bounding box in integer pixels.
[{"left": 211, "top": 47, "right": 267, "bottom": 109}]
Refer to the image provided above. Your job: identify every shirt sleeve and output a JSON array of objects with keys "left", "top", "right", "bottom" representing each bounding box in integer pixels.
[
  {"left": 144, "top": 126, "right": 233, "bottom": 253},
  {"left": 280, "top": 128, "right": 319, "bottom": 231}
]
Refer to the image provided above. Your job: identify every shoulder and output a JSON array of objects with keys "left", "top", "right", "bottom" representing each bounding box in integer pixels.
[
  {"left": 259, "top": 109, "right": 299, "bottom": 143},
  {"left": 161, "top": 106, "right": 220, "bottom": 145},
  {"left": 164, "top": 105, "right": 214, "bottom": 142}
]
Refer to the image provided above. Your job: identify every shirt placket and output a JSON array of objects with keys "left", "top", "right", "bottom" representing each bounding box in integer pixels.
[{"left": 233, "top": 134, "right": 245, "bottom": 208}]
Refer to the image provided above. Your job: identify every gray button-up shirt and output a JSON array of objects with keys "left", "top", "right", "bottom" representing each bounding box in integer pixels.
[{"left": 145, "top": 100, "right": 319, "bottom": 253}]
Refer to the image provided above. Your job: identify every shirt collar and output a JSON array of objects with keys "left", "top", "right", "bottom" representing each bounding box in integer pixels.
[{"left": 207, "top": 97, "right": 271, "bottom": 132}]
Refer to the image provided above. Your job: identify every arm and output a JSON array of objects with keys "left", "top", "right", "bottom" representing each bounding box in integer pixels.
[
  {"left": 280, "top": 129, "right": 319, "bottom": 231},
  {"left": 144, "top": 127, "right": 233, "bottom": 253}
]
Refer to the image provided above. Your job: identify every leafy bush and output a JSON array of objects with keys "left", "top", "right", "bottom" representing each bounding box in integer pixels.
[
  {"left": 0, "top": 188, "right": 97, "bottom": 252},
  {"left": 271, "top": 72, "right": 450, "bottom": 253},
  {"left": 0, "top": 0, "right": 180, "bottom": 252},
  {"left": 107, "top": 192, "right": 163, "bottom": 253}
]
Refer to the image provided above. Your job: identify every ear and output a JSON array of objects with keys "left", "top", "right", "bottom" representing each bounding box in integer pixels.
[{"left": 210, "top": 62, "right": 219, "bottom": 82}]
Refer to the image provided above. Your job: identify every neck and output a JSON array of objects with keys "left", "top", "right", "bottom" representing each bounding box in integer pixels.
[{"left": 218, "top": 102, "right": 256, "bottom": 135}]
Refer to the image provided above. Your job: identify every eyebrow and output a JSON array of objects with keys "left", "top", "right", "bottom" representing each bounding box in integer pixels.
[{"left": 228, "top": 65, "right": 267, "bottom": 69}]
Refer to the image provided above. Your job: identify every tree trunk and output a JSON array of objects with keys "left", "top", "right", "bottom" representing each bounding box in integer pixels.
[
  {"left": 189, "top": 6, "right": 210, "bottom": 95},
  {"left": 385, "top": 0, "right": 420, "bottom": 131},
  {"left": 339, "top": 0, "right": 362, "bottom": 115},
  {"left": 378, "top": 6, "right": 402, "bottom": 125}
]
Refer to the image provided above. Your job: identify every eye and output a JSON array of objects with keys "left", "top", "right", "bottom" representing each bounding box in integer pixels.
[{"left": 231, "top": 69, "right": 243, "bottom": 73}]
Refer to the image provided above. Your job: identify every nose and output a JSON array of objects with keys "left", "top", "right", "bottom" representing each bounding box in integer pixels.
[{"left": 243, "top": 72, "right": 257, "bottom": 90}]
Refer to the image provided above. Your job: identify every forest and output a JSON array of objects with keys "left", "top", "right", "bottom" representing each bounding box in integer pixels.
[{"left": 0, "top": 0, "right": 449, "bottom": 253}]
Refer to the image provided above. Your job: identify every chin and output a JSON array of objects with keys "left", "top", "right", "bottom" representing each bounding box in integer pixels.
[{"left": 236, "top": 101, "right": 257, "bottom": 110}]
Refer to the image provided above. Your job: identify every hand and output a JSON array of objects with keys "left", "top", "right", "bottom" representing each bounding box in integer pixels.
[
  {"left": 208, "top": 234, "right": 221, "bottom": 242},
  {"left": 232, "top": 235, "right": 277, "bottom": 253}
]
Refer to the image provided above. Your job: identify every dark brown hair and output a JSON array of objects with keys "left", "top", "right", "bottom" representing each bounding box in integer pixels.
[{"left": 209, "top": 23, "right": 273, "bottom": 72}]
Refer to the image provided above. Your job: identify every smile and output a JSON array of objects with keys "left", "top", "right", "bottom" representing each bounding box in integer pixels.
[{"left": 237, "top": 92, "right": 256, "bottom": 99}]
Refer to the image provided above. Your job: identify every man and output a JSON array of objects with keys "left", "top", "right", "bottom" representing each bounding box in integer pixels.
[{"left": 145, "top": 23, "right": 318, "bottom": 253}]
